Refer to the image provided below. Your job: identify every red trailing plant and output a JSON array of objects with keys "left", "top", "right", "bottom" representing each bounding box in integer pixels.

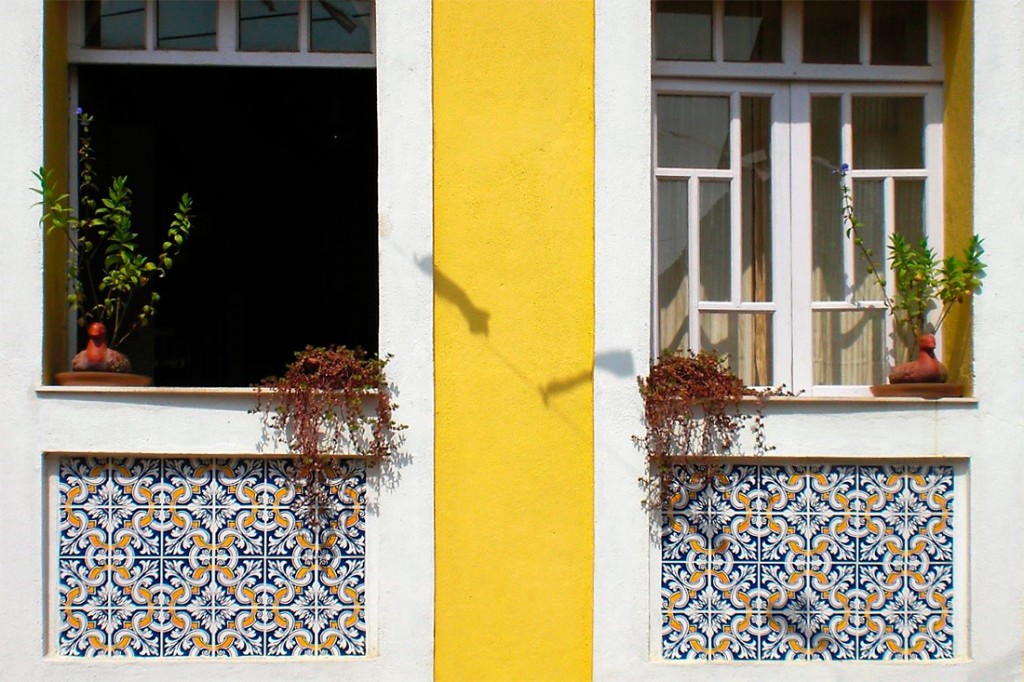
[
  {"left": 636, "top": 350, "right": 787, "bottom": 507},
  {"left": 254, "top": 346, "right": 404, "bottom": 527}
]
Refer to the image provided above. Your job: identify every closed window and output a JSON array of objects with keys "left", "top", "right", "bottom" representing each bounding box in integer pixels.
[{"left": 653, "top": 0, "right": 942, "bottom": 394}]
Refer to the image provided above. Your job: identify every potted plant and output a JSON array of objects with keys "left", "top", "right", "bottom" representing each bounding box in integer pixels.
[
  {"left": 254, "top": 345, "right": 404, "bottom": 528},
  {"left": 636, "top": 350, "right": 784, "bottom": 510},
  {"left": 34, "top": 109, "right": 194, "bottom": 386},
  {"left": 838, "top": 165, "right": 985, "bottom": 397}
]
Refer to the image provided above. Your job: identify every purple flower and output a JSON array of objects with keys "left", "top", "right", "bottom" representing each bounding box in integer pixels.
[{"left": 75, "top": 107, "right": 83, "bottom": 116}]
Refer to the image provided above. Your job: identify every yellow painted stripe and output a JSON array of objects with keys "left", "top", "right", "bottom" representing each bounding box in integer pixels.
[
  {"left": 433, "top": 2, "right": 594, "bottom": 679},
  {"left": 943, "top": 1, "right": 973, "bottom": 388}
]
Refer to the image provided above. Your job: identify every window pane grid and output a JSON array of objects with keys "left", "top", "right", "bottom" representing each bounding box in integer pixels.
[
  {"left": 79, "top": 0, "right": 373, "bottom": 57},
  {"left": 808, "top": 89, "right": 930, "bottom": 385},
  {"left": 655, "top": 87, "right": 777, "bottom": 381},
  {"left": 239, "top": 0, "right": 299, "bottom": 52},
  {"left": 654, "top": 10, "right": 943, "bottom": 391},
  {"left": 655, "top": 0, "right": 937, "bottom": 75},
  {"left": 157, "top": 0, "right": 217, "bottom": 50}
]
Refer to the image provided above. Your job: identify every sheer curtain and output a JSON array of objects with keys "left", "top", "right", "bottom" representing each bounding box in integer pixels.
[
  {"left": 810, "top": 96, "right": 924, "bottom": 384},
  {"left": 658, "top": 95, "right": 772, "bottom": 386}
]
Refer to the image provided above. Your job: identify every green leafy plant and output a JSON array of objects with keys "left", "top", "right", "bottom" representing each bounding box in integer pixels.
[
  {"left": 33, "top": 109, "right": 194, "bottom": 348},
  {"left": 839, "top": 165, "right": 985, "bottom": 356},
  {"left": 254, "top": 346, "right": 405, "bottom": 527},
  {"left": 636, "top": 350, "right": 786, "bottom": 507}
]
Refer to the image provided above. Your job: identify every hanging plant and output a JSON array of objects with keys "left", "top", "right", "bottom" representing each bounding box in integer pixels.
[
  {"left": 636, "top": 350, "right": 787, "bottom": 507},
  {"left": 254, "top": 346, "right": 404, "bottom": 528}
]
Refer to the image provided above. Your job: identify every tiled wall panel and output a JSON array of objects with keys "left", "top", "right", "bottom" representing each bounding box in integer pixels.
[
  {"left": 662, "top": 463, "right": 955, "bottom": 661},
  {"left": 57, "top": 457, "right": 366, "bottom": 657}
]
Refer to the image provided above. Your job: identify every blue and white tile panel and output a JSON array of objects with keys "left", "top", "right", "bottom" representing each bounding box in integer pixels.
[
  {"left": 662, "top": 463, "right": 954, "bottom": 660},
  {"left": 57, "top": 457, "right": 366, "bottom": 657}
]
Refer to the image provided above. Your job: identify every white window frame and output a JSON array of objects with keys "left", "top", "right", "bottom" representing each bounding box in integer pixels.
[
  {"left": 68, "top": 0, "right": 375, "bottom": 68},
  {"left": 652, "top": 0, "right": 945, "bottom": 395},
  {"left": 63, "top": 0, "right": 378, "bottom": 370},
  {"left": 652, "top": 0, "right": 944, "bottom": 83},
  {"left": 652, "top": 79, "right": 793, "bottom": 387},
  {"left": 791, "top": 83, "right": 945, "bottom": 395}
]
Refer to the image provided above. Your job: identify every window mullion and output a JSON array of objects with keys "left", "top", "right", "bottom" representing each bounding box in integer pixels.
[
  {"left": 859, "top": 0, "right": 871, "bottom": 65},
  {"left": 789, "top": 84, "right": 812, "bottom": 391},
  {"left": 883, "top": 175, "right": 897, "bottom": 364},
  {"left": 781, "top": 0, "right": 802, "bottom": 66},
  {"left": 298, "top": 0, "right": 310, "bottom": 53},
  {"left": 712, "top": 0, "right": 725, "bottom": 63},
  {"left": 730, "top": 92, "right": 742, "bottom": 306},
  {"left": 217, "top": 0, "right": 236, "bottom": 54},
  {"left": 145, "top": 0, "right": 156, "bottom": 51},
  {"left": 840, "top": 93, "right": 854, "bottom": 304},
  {"left": 688, "top": 175, "right": 701, "bottom": 353},
  {"left": 928, "top": 3, "right": 944, "bottom": 68}
]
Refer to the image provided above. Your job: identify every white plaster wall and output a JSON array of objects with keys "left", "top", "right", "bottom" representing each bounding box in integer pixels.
[
  {"left": 593, "top": 1, "right": 1024, "bottom": 679},
  {"left": 0, "top": 0, "right": 46, "bottom": 676},
  {"left": 0, "top": 0, "right": 434, "bottom": 679}
]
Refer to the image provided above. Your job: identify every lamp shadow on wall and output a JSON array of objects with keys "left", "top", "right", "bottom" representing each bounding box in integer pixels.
[
  {"left": 415, "top": 252, "right": 634, "bottom": 440},
  {"left": 540, "top": 350, "right": 635, "bottom": 405},
  {"left": 416, "top": 255, "right": 490, "bottom": 335}
]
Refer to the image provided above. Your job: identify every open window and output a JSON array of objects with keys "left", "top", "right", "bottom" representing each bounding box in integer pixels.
[{"left": 51, "top": 0, "right": 377, "bottom": 386}]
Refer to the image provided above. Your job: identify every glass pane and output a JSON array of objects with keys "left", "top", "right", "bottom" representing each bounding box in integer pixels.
[
  {"left": 853, "top": 97, "right": 924, "bottom": 169},
  {"left": 811, "top": 97, "right": 844, "bottom": 302},
  {"left": 239, "top": 0, "right": 298, "bottom": 52},
  {"left": 803, "top": 1, "right": 859, "bottom": 64},
  {"left": 895, "top": 180, "right": 925, "bottom": 245},
  {"left": 85, "top": 0, "right": 145, "bottom": 49},
  {"left": 658, "top": 180, "right": 690, "bottom": 354},
  {"left": 724, "top": 1, "right": 781, "bottom": 63},
  {"left": 699, "top": 181, "right": 731, "bottom": 302},
  {"left": 654, "top": 1, "right": 712, "bottom": 61},
  {"left": 852, "top": 180, "right": 885, "bottom": 301},
  {"left": 311, "top": 0, "right": 372, "bottom": 53},
  {"left": 741, "top": 97, "right": 771, "bottom": 302},
  {"left": 657, "top": 95, "right": 730, "bottom": 169},
  {"left": 157, "top": 0, "right": 217, "bottom": 50},
  {"left": 813, "top": 310, "right": 886, "bottom": 385},
  {"left": 872, "top": 1, "right": 928, "bottom": 66},
  {"left": 700, "top": 313, "right": 773, "bottom": 385}
]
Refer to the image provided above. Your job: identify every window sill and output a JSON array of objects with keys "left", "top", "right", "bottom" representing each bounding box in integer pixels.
[
  {"left": 742, "top": 394, "right": 978, "bottom": 405},
  {"left": 37, "top": 385, "right": 260, "bottom": 397}
]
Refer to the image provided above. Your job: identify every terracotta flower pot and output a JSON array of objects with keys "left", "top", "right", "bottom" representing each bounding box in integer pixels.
[
  {"left": 54, "top": 371, "right": 152, "bottom": 387},
  {"left": 869, "top": 334, "right": 963, "bottom": 398},
  {"left": 55, "top": 322, "right": 152, "bottom": 387}
]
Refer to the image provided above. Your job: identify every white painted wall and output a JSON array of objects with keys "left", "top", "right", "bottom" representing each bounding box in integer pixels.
[
  {"left": 594, "top": 0, "right": 1024, "bottom": 679},
  {"left": 0, "top": 0, "right": 434, "bottom": 679},
  {"left": 0, "top": 0, "right": 47, "bottom": 676}
]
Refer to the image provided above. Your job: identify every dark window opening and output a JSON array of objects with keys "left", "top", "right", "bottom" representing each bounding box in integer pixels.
[{"left": 77, "top": 65, "right": 378, "bottom": 386}]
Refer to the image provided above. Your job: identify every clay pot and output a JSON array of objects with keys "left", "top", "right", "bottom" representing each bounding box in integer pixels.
[
  {"left": 889, "top": 334, "right": 947, "bottom": 384},
  {"left": 54, "top": 371, "right": 152, "bottom": 387},
  {"left": 869, "top": 334, "right": 963, "bottom": 398},
  {"left": 55, "top": 322, "right": 151, "bottom": 386}
]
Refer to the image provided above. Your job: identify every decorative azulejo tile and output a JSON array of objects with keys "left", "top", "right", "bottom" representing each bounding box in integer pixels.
[
  {"left": 57, "top": 457, "right": 366, "bottom": 657},
  {"left": 662, "top": 463, "right": 954, "bottom": 661}
]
